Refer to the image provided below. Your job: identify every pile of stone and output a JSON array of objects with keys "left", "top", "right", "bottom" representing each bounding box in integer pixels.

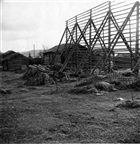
[
  {"left": 23, "top": 64, "right": 55, "bottom": 86},
  {"left": 69, "top": 76, "right": 117, "bottom": 95},
  {"left": 94, "top": 81, "right": 117, "bottom": 91},
  {"left": 22, "top": 63, "right": 77, "bottom": 86},
  {"left": 68, "top": 85, "right": 99, "bottom": 95},
  {"left": 116, "top": 100, "right": 140, "bottom": 108}
]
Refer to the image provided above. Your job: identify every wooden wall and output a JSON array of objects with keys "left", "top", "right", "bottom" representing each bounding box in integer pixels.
[{"left": 3, "top": 55, "right": 29, "bottom": 71}]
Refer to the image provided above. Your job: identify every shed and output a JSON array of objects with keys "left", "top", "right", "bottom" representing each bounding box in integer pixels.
[
  {"left": 43, "top": 44, "right": 65, "bottom": 65},
  {"left": 2, "top": 52, "right": 29, "bottom": 71},
  {"left": 43, "top": 44, "right": 88, "bottom": 66}
]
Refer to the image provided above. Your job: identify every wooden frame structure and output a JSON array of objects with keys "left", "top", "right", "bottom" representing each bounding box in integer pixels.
[{"left": 51, "top": 1, "right": 140, "bottom": 74}]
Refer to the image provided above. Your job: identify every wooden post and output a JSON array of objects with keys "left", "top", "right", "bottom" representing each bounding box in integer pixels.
[
  {"left": 75, "top": 16, "right": 78, "bottom": 69},
  {"left": 129, "top": 19, "right": 133, "bottom": 69},
  {"left": 108, "top": 1, "right": 111, "bottom": 72},
  {"left": 89, "top": 9, "right": 92, "bottom": 72},
  {"left": 66, "top": 21, "right": 68, "bottom": 44},
  {"left": 135, "top": 1, "right": 139, "bottom": 73},
  {"left": 65, "top": 21, "right": 68, "bottom": 63}
]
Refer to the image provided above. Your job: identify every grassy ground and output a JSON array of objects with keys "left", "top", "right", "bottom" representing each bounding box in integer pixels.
[{"left": 0, "top": 71, "right": 140, "bottom": 143}]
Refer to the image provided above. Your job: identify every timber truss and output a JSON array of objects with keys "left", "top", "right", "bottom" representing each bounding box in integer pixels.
[{"left": 51, "top": 1, "right": 140, "bottom": 74}]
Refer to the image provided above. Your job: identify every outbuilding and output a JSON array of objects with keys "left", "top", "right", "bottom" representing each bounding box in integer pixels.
[
  {"left": 43, "top": 44, "right": 88, "bottom": 66},
  {"left": 2, "top": 51, "right": 29, "bottom": 71}
]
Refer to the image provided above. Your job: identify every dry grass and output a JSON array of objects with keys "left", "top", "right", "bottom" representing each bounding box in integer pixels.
[{"left": 1, "top": 71, "right": 140, "bottom": 143}]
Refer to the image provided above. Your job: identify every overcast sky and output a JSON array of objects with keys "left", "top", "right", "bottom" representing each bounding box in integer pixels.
[{"left": 0, "top": 0, "right": 137, "bottom": 52}]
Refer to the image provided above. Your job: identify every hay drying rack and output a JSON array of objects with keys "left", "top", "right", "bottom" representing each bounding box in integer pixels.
[{"left": 51, "top": 1, "right": 140, "bottom": 75}]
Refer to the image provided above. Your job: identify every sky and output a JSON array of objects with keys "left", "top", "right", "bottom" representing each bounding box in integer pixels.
[{"left": 0, "top": 0, "right": 137, "bottom": 53}]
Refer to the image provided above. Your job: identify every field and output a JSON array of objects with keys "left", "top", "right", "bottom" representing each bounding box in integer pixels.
[{"left": 0, "top": 71, "right": 140, "bottom": 143}]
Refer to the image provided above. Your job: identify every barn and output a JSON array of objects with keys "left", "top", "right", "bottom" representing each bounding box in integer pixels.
[{"left": 2, "top": 51, "right": 29, "bottom": 71}]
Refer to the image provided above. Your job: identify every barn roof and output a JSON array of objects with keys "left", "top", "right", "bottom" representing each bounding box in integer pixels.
[
  {"left": 2, "top": 52, "right": 29, "bottom": 62},
  {"left": 43, "top": 43, "right": 106, "bottom": 57},
  {"left": 43, "top": 44, "right": 69, "bottom": 54},
  {"left": 43, "top": 44, "right": 88, "bottom": 54},
  {"left": 2, "top": 50, "right": 16, "bottom": 58}
]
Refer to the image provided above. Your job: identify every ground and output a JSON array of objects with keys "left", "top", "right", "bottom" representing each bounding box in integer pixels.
[{"left": 0, "top": 71, "right": 140, "bottom": 143}]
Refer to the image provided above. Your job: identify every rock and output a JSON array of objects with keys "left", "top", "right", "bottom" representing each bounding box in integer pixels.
[
  {"left": 96, "top": 92, "right": 102, "bottom": 96},
  {"left": 113, "top": 98, "right": 124, "bottom": 101},
  {"left": 87, "top": 87, "right": 99, "bottom": 93},
  {"left": 29, "top": 65, "right": 38, "bottom": 75},
  {"left": 95, "top": 81, "right": 116, "bottom": 91},
  {"left": 112, "top": 87, "right": 117, "bottom": 91},
  {"left": 45, "top": 137, "right": 52, "bottom": 141},
  {"left": 69, "top": 78, "right": 77, "bottom": 82},
  {"left": 117, "top": 100, "right": 140, "bottom": 108},
  {"left": 38, "top": 64, "right": 46, "bottom": 72},
  {"left": 95, "top": 75, "right": 106, "bottom": 79},
  {"left": 23, "top": 64, "right": 55, "bottom": 86}
]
